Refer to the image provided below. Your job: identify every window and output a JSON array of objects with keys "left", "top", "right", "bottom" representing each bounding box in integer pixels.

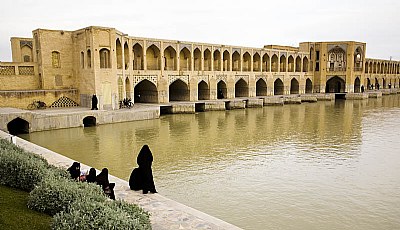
[
  {"left": 80, "top": 52, "right": 84, "bottom": 69},
  {"left": 52, "top": 51, "right": 61, "bottom": 68},
  {"left": 99, "top": 48, "right": 110, "bottom": 68},
  {"left": 23, "top": 55, "right": 31, "bottom": 62},
  {"left": 316, "top": 51, "right": 320, "bottom": 61},
  {"left": 87, "top": 49, "right": 91, "bottom": 68}
]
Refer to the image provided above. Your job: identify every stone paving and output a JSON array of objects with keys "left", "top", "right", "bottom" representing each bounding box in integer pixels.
[{"left": 0, "top": 130, "right": 242, "bottom": 230}]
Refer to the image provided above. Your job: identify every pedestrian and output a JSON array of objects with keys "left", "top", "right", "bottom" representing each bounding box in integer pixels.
[{"left": 129, "top": 145, "right": 157, "bottom": 194}]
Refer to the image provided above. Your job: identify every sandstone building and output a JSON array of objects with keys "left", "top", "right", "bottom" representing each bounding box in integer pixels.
[{"left": 1, "top": 26, "right": 399, "bottom": 109}]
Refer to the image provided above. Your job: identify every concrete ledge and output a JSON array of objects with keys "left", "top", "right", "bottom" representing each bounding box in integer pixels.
[
  {"left": 261, "top": 96, "right": 284, "bottom": 106},
  {"left": 171, "top": 103, "right": 196, "bottom": 114},
  {"left": 284, "top": 95, "right": 302, "bottom": 104},
  {"left": 381, "top": 89, "right": 391, "bottom": 95},
  {"left": 0, "top": 130, "right": 242, "bottom": 230},
  {"left": 245, "top": 98, "right": 263, "bottom": 108},
  {"left": 367, "top": 91, "right": 383, "bottom": 98},
  {"left": 315, "top": 93, "right": 335, "bottom": 101},
  {"left": 300, "top": 94, "right": 318, "bottom": 103},
  {"left": 226, "top": 100, "right": 246, "bottom": 110},
  {"left": 345, "top": 93, "right": 369, "bottom": 100},
  {"left": 204, "top": 101, "right": 226, "bottom": 111}
]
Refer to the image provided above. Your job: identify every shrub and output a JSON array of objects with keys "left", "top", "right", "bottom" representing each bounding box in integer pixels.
[
  {"left": 0, "top": 138, "right": 69, "bottom": 191},
  {"left": 27, "top": 175, "right": 107, "bottom": 216},
  {"left": 52, "top": 200, "right": 152, "bottom": 230},
  {"left": 0, "top": 141, "right": 47, "bottom": 191}
]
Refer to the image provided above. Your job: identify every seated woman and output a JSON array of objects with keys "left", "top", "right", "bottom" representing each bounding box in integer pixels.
[
  {"left": 129, "top": 145, "right": 157, "bottom": 194},
  {"left": 85, "top": 168, "right": 97, "bottom": 183},
  {"left": 67, "top": 162, "right": 80, "bottom": 180},
  {"left": 96, "top": 168, "right": 115, "bottom": 200}
]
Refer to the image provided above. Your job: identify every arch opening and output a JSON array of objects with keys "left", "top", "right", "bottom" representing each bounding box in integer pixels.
[
  {"left": 198, "top": 81, "right": 210, "bottom": 100},
  {"left": 7, "top": 118, "right": 29, "bottom": 135},
  {"left": 83, "top": 116, "right": 96, "bottom": 127},
  {"left": 134, "top": 79, "right": 158, "bottom": 103},
  {"left": 326, "top": 76, "right": 345, "bottom": 93},
  {"left": 290, "top": 78, "right": 299, "bottom": 94},
  {"left": 256, "top": 78, "right": 268, "bottom": 96},
  {"left": 169, "top": 79, "right": 189, "bottom": 101},
  {"left": 274, "top": 78, "right": 284, "bottom": 95},
  {"left": 354, "top": 77, "right": 361, "bottom": 93},
  {"left": 305, "top": 78, "right": 313, "bottom": 94},
  {"left": 235, "top": 79, "right": 248, "bottom": 97},
  {"left": 217, "top": 81, "right": 227, "bottom": 99}
]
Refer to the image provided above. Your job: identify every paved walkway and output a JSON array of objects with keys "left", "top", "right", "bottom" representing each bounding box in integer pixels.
[{"left": 0, "top": 130, "right": 242, "bottom": 230}]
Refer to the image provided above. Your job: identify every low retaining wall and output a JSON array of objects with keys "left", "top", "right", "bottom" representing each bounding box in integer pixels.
[
  {"left": 300, "top": 95, "right": 318, "bottom": 103},
  {"left": 315, "top": 93, "right": 335, "bottom": 101},
  {"left": 262, "top": 96, "right": 284, "bottom": 106},
  {"left": 0, "top": 130, "right": 242, "bottom": 230},
  {"left": 284, "top": 95, "right": 302, "bottom": 104},
  {"left": 246, "top": 98, "right": 263, "bottom": 108},
  {"left": 0, "top": 107, "right": 160, "bottom": 133},
  {"left": 367, "top": 91, "right": 383, "bottom": 98},
  {"left": 204, "top": 101, "right": 226, "bottom": 111},
  {"left": 345, "top": 93, "right": 369, "bottom": 100}
]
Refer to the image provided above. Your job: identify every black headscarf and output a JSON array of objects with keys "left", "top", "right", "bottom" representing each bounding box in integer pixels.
[
  {"left": 96, "top": 168, "right": 109, "bottom": 189},
  {"left": 67, "top": 162, "right": 80, "bottom": 180},
  {"left": 137, "top": 145, "right": 153, "bottom": 168},
  {"left": 86, "top": 168, "right": 96, "bottom": 183}
]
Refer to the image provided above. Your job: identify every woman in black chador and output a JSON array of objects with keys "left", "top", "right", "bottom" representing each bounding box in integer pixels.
[
  {"left": 91, "top": 94, "right": 98, "bottom": 110},
  {"left": 67, "top": 162, "right": 80, "bottom": 180},
  {"left": 129, "top": 145, "right": 157, "bottom": 194},
  {"left": 96, "top": 168, "right": 115, "bottom": 200},
  {"left": 85, "top": 168, "right": 96, "bottom": 183}
]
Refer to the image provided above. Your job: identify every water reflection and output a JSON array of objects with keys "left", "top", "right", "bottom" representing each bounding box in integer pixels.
[{"left": 21, "top": 95, "right": 400, "bottom": 230}]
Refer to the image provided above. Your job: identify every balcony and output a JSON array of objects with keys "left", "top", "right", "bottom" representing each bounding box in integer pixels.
[
  {"left": 353, "top": 67, "right": 363, "bottom": 72},
  {"left": 328, "top": 67, "right": 346, "bottom": 72}
]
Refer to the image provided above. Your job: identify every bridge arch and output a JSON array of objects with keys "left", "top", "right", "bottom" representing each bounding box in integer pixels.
[
  {"left": 135, "top": 79, "right": 158, "bottom": 103},
  {"left": 256, "top": 78, "right": 268, "bottom": 96},
  {"left": 274, "top": 78, "right": 284, "bottom": 95},
  {"left": 354, "top": 77, "right": 361, "bottom": 93},
  {"left": 305, "top": 78, "right": 313, "bottom": 94},
  {"left": 217, "top": 80, "right": 227, "bottom": 99},
  {"left": 83, "top": 116, "right": 96, "bottom": 127},
  {"left": 169, "top": 79, "right": 189, "bottom": 101},
  {"left": 326, "top": 76, "right": 345, "bottom": 93},
  {"left": 290, "top": 78, "right": 299, "bottom": 94},
  {"left": 235, "top": 78, "right": 248, "bottom": 97},
  {"left": 198, "top": 80, "right": 210, "bottom": 100},
  {"left": 7, "top": 117, "right": 29, "bottom": 135}
]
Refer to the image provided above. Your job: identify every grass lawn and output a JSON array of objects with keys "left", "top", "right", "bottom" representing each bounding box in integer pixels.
[{"left": 0, "top": 185, "right": 51, "bottom": 230}]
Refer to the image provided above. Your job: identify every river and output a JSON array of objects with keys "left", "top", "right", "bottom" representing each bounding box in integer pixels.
[{"left": 21, "top": 95, "right": 400, "bottom": 230}]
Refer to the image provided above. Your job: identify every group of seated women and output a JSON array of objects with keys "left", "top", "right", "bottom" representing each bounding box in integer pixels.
[
  {"left": 67, "top": 144, "right": 157, "bottom": 199},
  {"left": 67, "top": 162, "right": 115, "bottom": 200}
]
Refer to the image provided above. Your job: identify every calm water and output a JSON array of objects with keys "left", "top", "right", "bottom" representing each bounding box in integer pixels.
[{"left": 22, "top": 95, "right": 400, "bottom": 230}]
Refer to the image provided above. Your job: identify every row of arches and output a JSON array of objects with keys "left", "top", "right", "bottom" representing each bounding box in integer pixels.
[
  {"left": 119, "top": 78, "right": 314, "bottom": 104},
  {"left": 112, "top": 39, "right": 310, "bottom": 72},
  {"left": 365, "top": 60, "right": 400, "bottom": 74}
]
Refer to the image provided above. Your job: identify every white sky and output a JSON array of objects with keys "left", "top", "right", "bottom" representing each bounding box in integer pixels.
[{"left": 1, "top": 0, "right": 399, "bottom": 61}]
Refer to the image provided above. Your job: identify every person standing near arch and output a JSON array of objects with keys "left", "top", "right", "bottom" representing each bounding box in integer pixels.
[{"left": 91, "top": 94, "right": 98, "bottom": 110}]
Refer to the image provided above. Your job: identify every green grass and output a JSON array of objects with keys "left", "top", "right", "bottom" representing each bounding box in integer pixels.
[{"left": 0, "top": 185, "right": 51, "bottom": 230}]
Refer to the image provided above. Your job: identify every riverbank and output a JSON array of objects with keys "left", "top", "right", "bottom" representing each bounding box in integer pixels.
[{"left": 0, "top": 130, "right": 242, "bottom": 230}]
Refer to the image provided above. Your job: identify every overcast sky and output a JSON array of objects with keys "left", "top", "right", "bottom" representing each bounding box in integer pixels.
[{"left": 1, "top": 0, "right": 399, "bottom": 61}]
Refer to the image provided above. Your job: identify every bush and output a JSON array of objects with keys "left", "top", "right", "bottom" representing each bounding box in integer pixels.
[
  {"left": 27, "top": 175, "right": 107, "bottom": 216},
  {"left": 52, "top": 200, "right": 152, "bottom": 230},
  {"left": 0, "top": 138, "right": 69, "bottom": 191},
  {"left": 0, "top": 140, "right": 48, "bottom": 191}
]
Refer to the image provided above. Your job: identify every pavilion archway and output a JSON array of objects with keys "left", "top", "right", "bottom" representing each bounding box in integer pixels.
[
  {"left": 198, "top": 80, "right": 210, "bottom": 100},
  {"left": 169, "top": 79, "right": 189, "bottom": 101},
  {"left": 217, "top": 80, "right": 227, "bottom": 99},
  {"left": 134, "top": 79, "right": 158, "bottom": 103},
  {"left": 290, "top": 78, "right": 299, "bottom": 94},
  {"left": 256, "top": 78, "right": 268, "bottom": 96},
  {"left": 7, "top": 117, "right": 29, "bottom": 135},
  {"left": 326, "top": 76, "right": 345, "bottom": 93},
  {"left": 274, "top": 78, "right": 284, "bottom": 95},
  {"left": 235, "top": 79, "right": 248, "bottom": 97}
]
